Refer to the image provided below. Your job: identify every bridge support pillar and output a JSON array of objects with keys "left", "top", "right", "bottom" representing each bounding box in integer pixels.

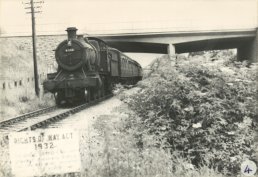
[
  {"left": 254, "top": 28, "right": 258, "bottom": 62},
  {"left": 237, "top": 29, "right": 258, "bottom": 62},
  {"left": 167, "top": 44, "right": 176, "bottom": 55}
]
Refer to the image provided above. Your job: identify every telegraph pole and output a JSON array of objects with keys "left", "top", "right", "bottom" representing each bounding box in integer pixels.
[
  {"left": 23, "top": 0, "right": 43, "bottom": 97},
  {"left": 30, "top": 0, "right": 40, "bottom": 97}
]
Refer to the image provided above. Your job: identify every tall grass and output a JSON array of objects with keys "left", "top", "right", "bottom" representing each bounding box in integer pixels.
[
  {"left": 0, "top": 37, "right": 55, "bottom": 120},
  {"left": 0, "top": 85, "right": 55, "bottom": 121}
]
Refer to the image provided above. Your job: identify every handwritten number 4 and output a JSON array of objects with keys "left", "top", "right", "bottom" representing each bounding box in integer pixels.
[{"left": 244, "top": 165, "right": 253, "bottom": 174}]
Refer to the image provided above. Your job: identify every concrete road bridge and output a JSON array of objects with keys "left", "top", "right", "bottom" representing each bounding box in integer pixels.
[{"left": 95, "top": 28, "right": 258, "bottom": 62}]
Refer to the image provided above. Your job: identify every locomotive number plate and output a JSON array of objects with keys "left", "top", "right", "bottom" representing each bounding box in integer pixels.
[{"left": 65, "top": 48, "right": 75, "bottom": 52}]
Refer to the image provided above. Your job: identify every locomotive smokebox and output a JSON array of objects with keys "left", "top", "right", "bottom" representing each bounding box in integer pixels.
[{"left": 66, "top": 27, "right": 77, "bottom": 40}]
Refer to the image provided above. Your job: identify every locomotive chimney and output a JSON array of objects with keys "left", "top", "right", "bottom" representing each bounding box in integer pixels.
[{"left": 66, "top": 27, "right": 78, "bottom": 40}]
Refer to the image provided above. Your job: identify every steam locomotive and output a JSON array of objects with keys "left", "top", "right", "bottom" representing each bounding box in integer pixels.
[{"left": 43, "top": 27, "right": 142, "bottom": 106}]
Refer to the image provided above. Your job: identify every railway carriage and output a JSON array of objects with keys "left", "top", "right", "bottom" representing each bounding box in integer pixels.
[{"left": 43, "top": 27, "right": 142, "bottom": 106}]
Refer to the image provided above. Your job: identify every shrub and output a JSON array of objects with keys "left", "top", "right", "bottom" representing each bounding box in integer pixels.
[{"left": 121, "top": 53, "right": 257, "bottom": 175}]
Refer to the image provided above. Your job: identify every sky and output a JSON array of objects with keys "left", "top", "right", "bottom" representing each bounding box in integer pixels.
[
  {"left": 0, "top": 0, "right": 257, "bottom": 66},
  {"left": 1, "top": 0, "right": 257, "bottom": 36}
]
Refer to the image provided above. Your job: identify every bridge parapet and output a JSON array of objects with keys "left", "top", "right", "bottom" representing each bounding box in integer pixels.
[{"left": 97, "top": 28, "right": 258, "bottom": 62}]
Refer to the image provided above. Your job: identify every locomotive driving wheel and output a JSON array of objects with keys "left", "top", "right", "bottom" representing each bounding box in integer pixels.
[
  {"left": 97, "top": 84, "right": 104, "bottom": 99},
  {"left": 55, "top": 91, "right": 65, "bottom": 107},
  {"left": 96, "top": 89, "right": 101, "bottom": 99},
  {"left": 85, "top": 88, "right": 92, "bottom": 102},
  {"left": 99, "top": 76, "right": 105, "bottom": 97},
  {"left": 100, "top": 85, "right": 105, "bottom": 97},
  {"left": 84, "top": 89, "right": 89, "bottom": 102},
  {"left": 93, "top": 89, "right": 98, "bottom": 100},
  {"left": 88, "top": 88, "right": 96, "bottom": 101}
]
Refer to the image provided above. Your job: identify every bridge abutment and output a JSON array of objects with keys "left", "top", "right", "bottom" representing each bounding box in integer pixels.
[
  {"left": 237, "top": 31, "right": 258, "bottom": 62},
  {"left": 235, "top": 28, "right": 257, "bottom": 62},
  {"left": 253, "top": 28, "right": 258, "bottom": 62},
  {"left": 167, "top": 44, "right": 176, "bottom": 55},
  {"left": 237, "top": 41, "right": 254, "bottom": 61}
]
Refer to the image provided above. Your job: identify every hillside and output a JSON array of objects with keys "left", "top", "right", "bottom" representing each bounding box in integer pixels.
[
  {"left": 0, "top": 38, "right": 57, "bottom": 119},
  {"left": 0, "top": 36, "right": 65, "bottom": 81},
  {"left": 0, "top": 38, "right": 33, "bottom": 80}
]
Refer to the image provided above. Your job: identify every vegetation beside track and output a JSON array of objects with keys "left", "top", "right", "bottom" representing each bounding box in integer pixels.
[
  {"left": 70, "top": 50, "right": 257, "bottom": 177},
  {"left": 0, "top": 38, "right": 55, "bottom": 120},
  {"left": 119, "top": 51, "right": 258, "bottom": 176},
  {"left": 84, "top": 101, "right": 225, "bottom": 177}
]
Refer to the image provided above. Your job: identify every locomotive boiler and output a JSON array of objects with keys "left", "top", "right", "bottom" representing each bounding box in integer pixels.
[{"left": 43, "top": 27, "right": 142, "bottom": 106}]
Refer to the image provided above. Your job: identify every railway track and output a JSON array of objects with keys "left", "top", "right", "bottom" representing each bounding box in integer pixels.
[
  {"left": 0, "top": 94, "right": 113, "bottom": 134},
  {"left": 0, "top": 106, "right": 57, "bottom": 131}
]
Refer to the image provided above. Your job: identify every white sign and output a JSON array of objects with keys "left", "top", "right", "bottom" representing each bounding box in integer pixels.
[{"left": 9, "top": 129, "right": 81, "bottom": 177}]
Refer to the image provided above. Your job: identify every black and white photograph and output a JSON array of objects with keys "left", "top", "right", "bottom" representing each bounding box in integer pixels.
[{"left": 0, "top": 0, "right": 257, "bottom": 176}]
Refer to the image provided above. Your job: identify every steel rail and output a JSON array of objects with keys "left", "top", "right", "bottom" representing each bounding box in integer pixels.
[
  {"left": 17, "top": 94, "right": 113, "bottom": 132},
  {"left": 0, "top": 106, "right": 57, "bottom": 127}
]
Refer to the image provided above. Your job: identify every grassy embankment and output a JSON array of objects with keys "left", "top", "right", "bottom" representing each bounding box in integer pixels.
[{"left": 0, "top": 38, "right": 54, "bottom": 120}]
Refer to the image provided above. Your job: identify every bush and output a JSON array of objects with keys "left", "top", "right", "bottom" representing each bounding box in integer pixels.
[{"left": 121, "top": 53, "right": 257, "bottom": 175}]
